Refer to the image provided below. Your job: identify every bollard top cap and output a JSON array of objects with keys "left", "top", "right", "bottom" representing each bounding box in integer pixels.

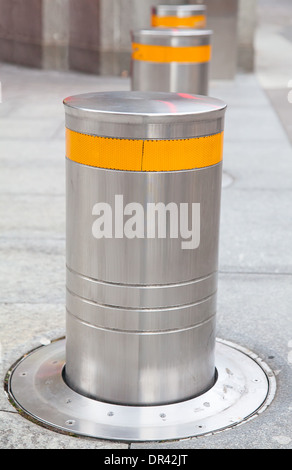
[{"left": 63, "top": 91, "right": 226, "bottom": 139}]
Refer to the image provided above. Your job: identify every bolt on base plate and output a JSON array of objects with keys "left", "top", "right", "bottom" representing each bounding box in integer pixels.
[{"left": 5, "top": 338, "right": 276, "bottom": 442}]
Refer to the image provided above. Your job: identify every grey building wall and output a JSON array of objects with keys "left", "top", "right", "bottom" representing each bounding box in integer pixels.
[
  {"left": 0, "top": 0, "right": 257, "bottom": 78},
  {"left": 68, "top": 0, "right": 101, "bottom": 74},
  {"left": 68, "top": 0, "right": 187, "bottom": 75},
  {"left": 237, "top": 0, "right": 257, "bottom": 72},
  {"left": 0, "top": 0, "right": 69, "bottom": 69},
  {"left": 191, "top": 0, "right": 257, "bottom": 75},
  {"left": 190, "top": 0, "right": 239, "bottom": 79},
  {"left": 0, "top": 0, "right": 43, "bottom": 68},
  {"left": 42, "top": 0, "right": 69, "bottom": 70}
]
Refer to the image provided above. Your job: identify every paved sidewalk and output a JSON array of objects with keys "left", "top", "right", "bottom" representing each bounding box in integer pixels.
[
  {"left": 0, "top": 63, "right": 291, "bottom": 449},
  {"left": 256, "top": 0, "right": 292, "bottom": 144},
  {"left": 1, "top": 0, "right": 292, "bottom": 446}
]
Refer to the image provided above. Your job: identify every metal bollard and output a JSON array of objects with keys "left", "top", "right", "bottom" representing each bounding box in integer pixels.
[
  {"left": 64, "top": 91, "right": 226, "bottom": 406},
  {"left": 7, "top": 92, "right": 276, "bottom": 442},
  {"left": 131, "top": 28, "right": 212, "bottom": 95},
  {"left": 151, "top": 4, "right": 207, "bottom": 29}
]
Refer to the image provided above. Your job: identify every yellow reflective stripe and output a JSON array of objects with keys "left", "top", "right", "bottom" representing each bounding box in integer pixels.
[
  {"left": 143, "top": 134, "right": 224, "bottom": 171},
  {"left": 66, "top": 128, "right": 142, "bottom": 171},
  {"left": 66, "top": 128, "right": 224, "bottom": 172},
  {"left": 131, "top": 42, "right": 211, "bottom": 63},
  {"left": 151, "top": 14, "right": 206, "bottom": 28}
]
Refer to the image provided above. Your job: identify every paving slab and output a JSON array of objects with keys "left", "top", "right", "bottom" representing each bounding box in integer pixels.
[
  {"left": 0, "top": 240, "right": 65, "bottom": 305},
  {"left": 0, "top": 411, "right": 128, "bottom": 449},
  {"left": 222, "top": 141, "right": 292, "bottom": 190},
  {"left": 255, "top": 0, "right": 292, "bottom": 147},
  {"left": 220, "top": 188, "right": 292, "bottom": 274}
]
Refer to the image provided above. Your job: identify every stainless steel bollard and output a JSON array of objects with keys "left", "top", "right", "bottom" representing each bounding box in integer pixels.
[
  {"left": 64, "top": 91, "right": 226, "bottom": 406},
  {"left": 131, "top": 28, "right": 212, "bottom": 95},
  {"left": 151, "top": 4, "right": 207, "bottom": 29}
]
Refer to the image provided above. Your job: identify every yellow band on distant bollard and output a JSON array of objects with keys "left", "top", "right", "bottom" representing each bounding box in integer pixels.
[
  {"left": 151, "top": 14, "right": 206, "bottom": 28},
  {"left": 66, "top": 128, "right": 224, "bottom": 172},
  {"left": 131, "top": 42, "right": 211, "bottom": 63}
]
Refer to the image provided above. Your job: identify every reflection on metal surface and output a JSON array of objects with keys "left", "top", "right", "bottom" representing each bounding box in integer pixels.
[{"left": 63, "top": 90, "right": 226, "bottom": 138}]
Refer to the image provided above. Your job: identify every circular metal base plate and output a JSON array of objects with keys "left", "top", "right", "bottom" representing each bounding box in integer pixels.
[{"left": 5, "top": 338, "right": 276, "bottom": 442}]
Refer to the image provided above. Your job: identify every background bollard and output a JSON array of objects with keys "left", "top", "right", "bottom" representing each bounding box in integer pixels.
[
  {"left": 151, "top": 4, "right": 207, "bottom": 29},
  {"left": 131, "top": 28, "right": 212, "bottom": 94},
  {"left": 64, "top": 91, "right": 226, "bottom": 406}
]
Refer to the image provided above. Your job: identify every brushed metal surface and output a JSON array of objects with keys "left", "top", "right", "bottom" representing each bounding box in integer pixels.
[
  {"left": 64, "top": 91, "right": 226, "bottom": 406},
  {"left": 66, "top": 163, "right": 222, "bottom": 285},
  {"left": 7, "top": 338, "right": 276, "bottom": 442},
  {"left": 131, "top": 60, "right": 209, "bottom": 94},
  {"left": 130, "top": 29, "right": 212, "bottom": 94},
  {"left": 65, "top": 290, "right": 217, "bottom": 331},
  {"left": 65, "top": 313, "right": 216, "bottom": 405},
  {"left": 66, "top": 268, "right": 218, "bottom": 309},
  {"left": 131, "top": 28, "right": 212, "bottom": 47},
  {"left": 152, "top": 5, "right": 206, "bottom": 18},
  {"left": 65, "top": 162, "right": 222, "bottom": 405}
]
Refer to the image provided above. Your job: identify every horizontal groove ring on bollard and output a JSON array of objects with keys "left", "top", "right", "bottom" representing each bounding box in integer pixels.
[
  {"left": 5, "top": 91, "right": 276, "bottom": 441},
  {"left": 151, "top": 5, "right": 207, "bottom": 29}
]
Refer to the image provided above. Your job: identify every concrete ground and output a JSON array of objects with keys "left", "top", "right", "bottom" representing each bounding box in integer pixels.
[{"left": 0, "top": 1, "right": 292, "bottom": 450}]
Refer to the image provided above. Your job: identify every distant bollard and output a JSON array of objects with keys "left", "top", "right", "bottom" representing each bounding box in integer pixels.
[
  {"left": 64, "top": 91, "right": 226, "bottom": 406},
  {"left": 131, "top": 28, "right": 212, "bottom": 95},
  {"left": 151, "top": 4, "right": 207, "bottom": 29}
]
